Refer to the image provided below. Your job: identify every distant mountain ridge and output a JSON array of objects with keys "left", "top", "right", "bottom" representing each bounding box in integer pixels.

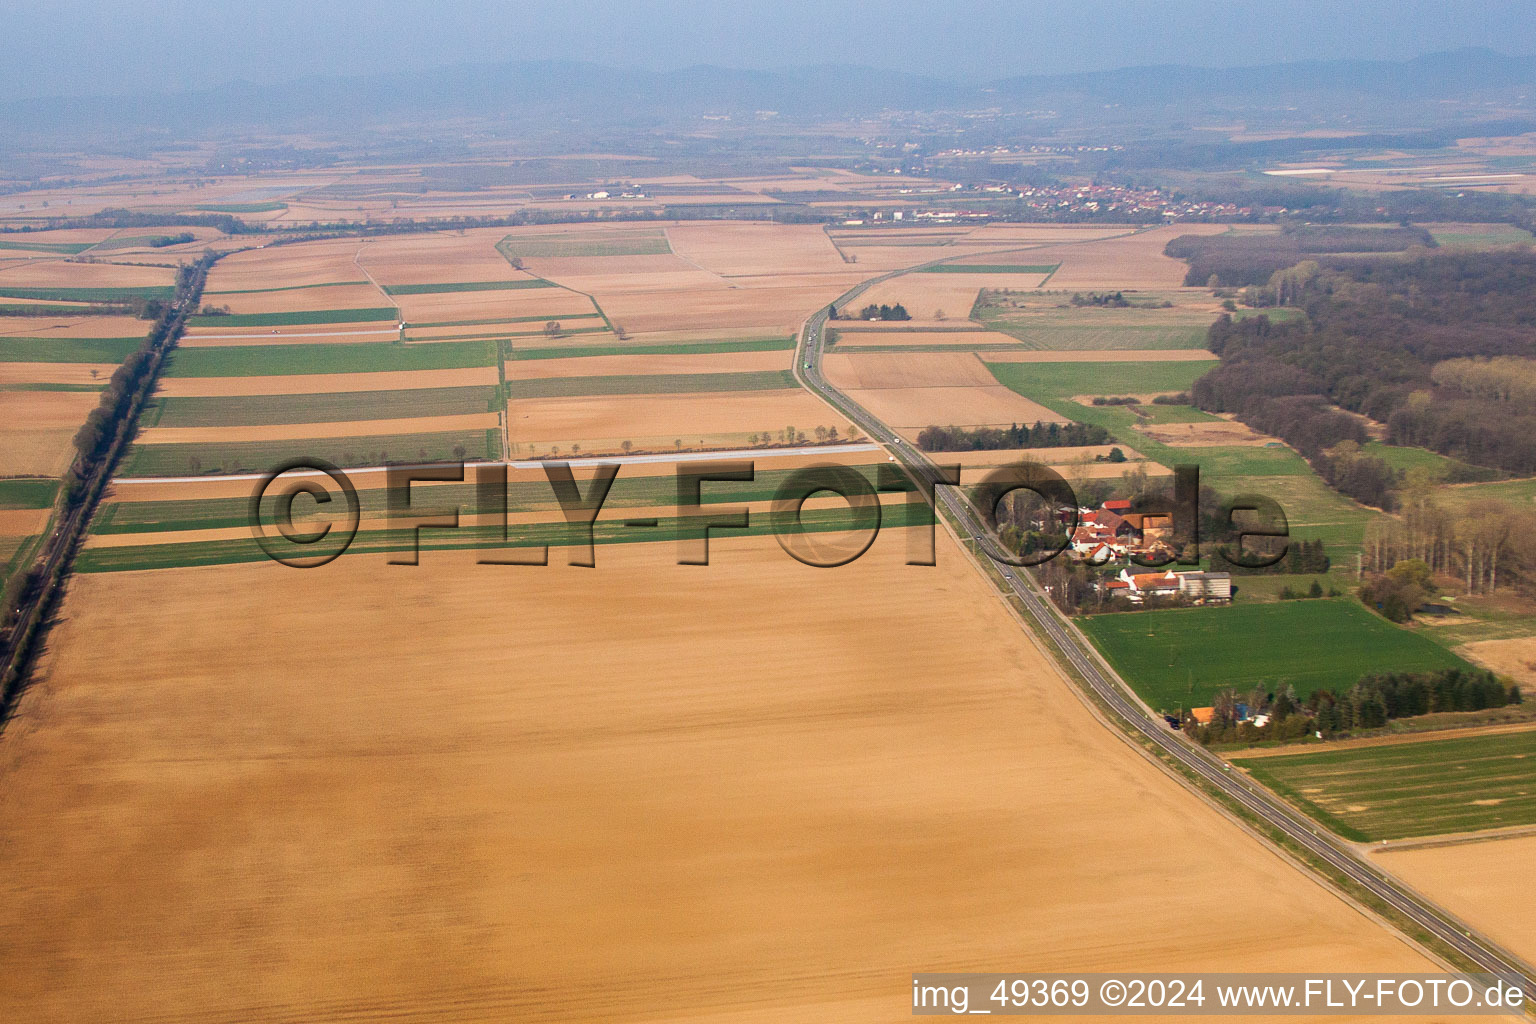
[{"left": 4, "top": 48, "right": 1534, "bottom": 138}]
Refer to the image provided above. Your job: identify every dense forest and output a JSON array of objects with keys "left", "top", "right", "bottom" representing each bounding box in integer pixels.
[
  {"left": 1164, "top": 225, "right": 1436, "bottom": 287},
  {"left": 1191, "top": 251, "right": 1536, "bottom": 490}
]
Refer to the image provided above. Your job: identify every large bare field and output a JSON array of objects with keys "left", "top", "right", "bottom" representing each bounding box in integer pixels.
[
  {"left": 0, "top": 390, "right": 98, "bottom": 475},
  {"left": 667, "top": 222, "right": 847, "bottom": 276},
  {"left": 0, "top": 532, "right": 1451, "bottom": 1021},
  {"left": 508, "top": 389, "right": 841, "bottom": 454},
  {"left": 356, "top": 229, "right": 531, "bottom": 285},
  {"left": 0, "top": 361, "right": 117, "bottom": 385},
  {"left": 214, "top": 282, "right": 390, "bottom": 315},
  {"left": 396, "top": 286, "right": 596, "bottom": 326},
  {"left": 823, "top": 351, "right": 998, "bottom": 390},
  {"left": 0, "top": 259, "right": 177, "bottom": 290},
  {"left": 595, "top": 280, "right": 859, "bottom": 336},
  {"left": 846, "top": 385, "right": 1069, "bottom": 436},
  {"left": 852, "top": 272, "right": 1052, "bottom": 322},
  {"left": 0, "top": 315, "right": 153, "bottom": 339},
  {"left": 206, "top": 238, "right": 371, "bottom": 291},
  {"left": 1024, "top": 225, "right": 1227, "bottom": 291},
  {"left": 1375, "top": 835, "right": 1536, "bottom": 968},
  {"left": 1458, "top": 637, "right": 1536, "bottom": 687}
]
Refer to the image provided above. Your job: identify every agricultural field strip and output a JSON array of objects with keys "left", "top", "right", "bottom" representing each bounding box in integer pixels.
[
  {"left": 120, "top": 428, "right": 501, "bottom": 477},
  {"left": 165, "top": 339, "right": 498, "bottom": 377},
  {"left": 0, "top": 337, "right": 142, "bottom": 363},
  {"left": 0, "top": 285, "right": 173, "bottom": 302},
  {"left": 504, "top": 371, "right": 795, "bottom": 399},
  {"left": 76, "top": 501, "right": 936, "bottom": 573},
  {"left": 382, "top": 280, "right": 555, "bottom": 295},
  {"left": 1231, "top": 731, "right": 1536, "bottom": 842},
  {"left": 186, "top": 307, "right": 400, "bottom": 328},
  {"left": 510, "top": 337, "right": 794, "bottom": 360},
  {"left": 147, "top": 385, "right": 500, "bottom": 428},
  {"left": 916, "top": 263, "right": 1060, "bottom": 274},
  {"left": 94, "top": 462, "right": 894, "bottom": 534},
  {"left": 204, "top": 281, "right": 370, "bottom": 295}
]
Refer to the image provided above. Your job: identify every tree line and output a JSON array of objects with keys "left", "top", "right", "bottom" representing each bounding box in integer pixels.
[
  {"left": 1184, "top": 668, "right": 1521, "bottom": 746},
  {"left": 2, "top": 255, "right": 212, "bottom": 665},
  {"left": 917, "top": 421, "right": 1111, "bottom": 452}
]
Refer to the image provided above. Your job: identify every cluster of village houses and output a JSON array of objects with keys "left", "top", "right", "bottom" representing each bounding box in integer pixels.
[{"left": 1066, "top": 499, "right": 1232, "bottom": 604}]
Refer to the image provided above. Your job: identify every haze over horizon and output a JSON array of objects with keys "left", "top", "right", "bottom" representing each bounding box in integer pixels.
[{"left": 8, "top": 0, "right": 1536, "bottom": 101}]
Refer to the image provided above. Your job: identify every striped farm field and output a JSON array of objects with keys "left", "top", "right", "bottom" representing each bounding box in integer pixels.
[
  {"left": 497, "top": 229, "right": 672, "bottom": 260},
  {"left": 0, "top": 337, "right": 142, "bottom": 363},
  {"left": 382, "top": 280, "right": 554, "bottom": 295},
  {"left": 92, "top": 464, "right": 891, "bottom": 536},
  {"left": 120, "top": 428, "right": 501, "bottom": 477},
  {"left": 186, "top": 307, "right": 399, "bottom": 328},
  {"left": 147, "top": 385, "right": 501, "bottom": 428},
  {"left": 510, "top": 336, "right": 795, "bottom": 360},
  {"left": 0, "top": 285, "right": 174, "bottom": 302},
  {"left": 164, "top": 340, "right": 497, "bottom": 377},
  {"left": 77, "top": 500, "right": 934, "bottom": 573},
  {"left": 918, "top": 263, "right": 1059, "bottom": 274},
  {"left": 1231, "top": 730, "right": 1536, "bottom": 841},
  {"left": 505, "top": 370, "right": 796, "bottom": 399},
  {"left": 205, "top": 281, "right": 371, "bottom": 296},
  {"left": 0, "top": 240, "right": 94, "bottom": 254}
]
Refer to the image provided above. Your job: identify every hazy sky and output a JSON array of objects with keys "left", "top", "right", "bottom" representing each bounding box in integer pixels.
[{"left": 7, "top": 0, "right": 1535, "bottom": 99}]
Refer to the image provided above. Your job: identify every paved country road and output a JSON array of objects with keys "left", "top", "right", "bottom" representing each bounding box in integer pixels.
[{"left": 792, "top": 260, "right": 1536, "bottom": 999}]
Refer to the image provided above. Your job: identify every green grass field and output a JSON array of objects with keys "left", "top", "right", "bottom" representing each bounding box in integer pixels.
[
  {"left": 985, "top": 359, "right": 1216, "bottom": 402},
  {"left": 193, "top": 201, "right": 288, "bottom": 213},
  {"left": 0, "top": 285, "right": 173, "bottom": 302},
  {"left": 918, "top": 264, "right": 1058, "bottom": 274},
  {"left": 163, "top": 339, "right": 497, "bottom": 377},
  {"left": 186, "top": 307, "right": 399, "bottom": 328},
  {"left": 509, "top": 336, "right": 795, "bottom": 360},
  {"left": 382, "top": 280, "right": 553, "bottom": 295},
  {"left": 1232, "top": 730, "right": 1536, "bottom": 841},
  {"left": 148, "top": 385, "right": 500, "bottom": 428},
  {"left": 497, "top": 229, "right": 672, "bottom": 260},
  {"left": 1081, "top": 599, "right": 1472, "bottom": 713},
  {"left": 0, "top": 478, "right": 58, "bottom": 510},
  {"left": 0, "top": 239, "right": 94, "bottom": 254},
  {"left": 1362, "top": 441, "right": 1498, "bottom": 482},
  {"left": 120, "top": 428, "right": 500, "bottom": 477},
  {"left": 1427, "top": 225, "right": 1536, "bottom": 248},
  {"left": 0, "top": 337, "right": 142, "bottom": 363},
  {"left": 504, "top": 370, "right": 796, "bottom": 399}
]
